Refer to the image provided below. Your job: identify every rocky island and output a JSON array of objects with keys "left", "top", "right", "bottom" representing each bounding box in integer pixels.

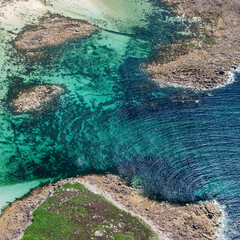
[
  {"left": 11, "top": 85, "right": 64, "bottom": 113},
  {"left": 14, "top": 16, "right": 97, "bottom": 51},
  {"left": 147, "top": 0, "right": 240, "bottom": 89}
]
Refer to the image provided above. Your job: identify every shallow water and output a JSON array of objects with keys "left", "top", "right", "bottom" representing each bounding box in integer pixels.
[{"left": 0, "top": 0, "right": 240, "bottom": 238}]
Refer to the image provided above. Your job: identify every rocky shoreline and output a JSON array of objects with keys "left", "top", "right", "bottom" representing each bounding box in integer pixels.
[
  {"left": 147, "top": 0, "right": 240, "bottom": 89},
  {"left": 0, "top": 175, "right": 222, "bottom": 240}
]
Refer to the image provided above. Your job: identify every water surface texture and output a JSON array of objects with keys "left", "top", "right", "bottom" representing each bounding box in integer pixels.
[{"left": 0, "top": 0, "right": 240, "bottom": 238}]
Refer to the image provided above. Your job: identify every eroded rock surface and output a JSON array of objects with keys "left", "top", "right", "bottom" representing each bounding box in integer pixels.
[
  {"left": 11, "top": 85, "right": 63, "bottom": 113},
  {"left": 79, "top": 175, "right": 222, "bottom": 240},
  {"left": 14, "top": 16, "right": 97, "bottom": 51},
  {"left": 147, "top": 0, "right": 240, "bottom": 89}
]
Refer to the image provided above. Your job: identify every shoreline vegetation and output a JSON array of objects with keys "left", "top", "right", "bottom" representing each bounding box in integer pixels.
[
  {"left": 147, "top": 0, "right": 240, "bottom": 89},
  {"left": 0, "top": 175, "right": 222, "bottom": 240},
  {"left": 22, "top": 182, "right": 158, "bottom": 240}
]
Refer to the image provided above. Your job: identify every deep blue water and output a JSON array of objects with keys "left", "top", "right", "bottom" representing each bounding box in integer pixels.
[{"left": 0, "top": 1, "right": 240, "bottom": 238}]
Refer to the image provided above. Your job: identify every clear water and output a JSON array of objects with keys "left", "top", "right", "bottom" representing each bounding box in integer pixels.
[{"left": 0, "top": 0, "right": 240, "bottom": 238}]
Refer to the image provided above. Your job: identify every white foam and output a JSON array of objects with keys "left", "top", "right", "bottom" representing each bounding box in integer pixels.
[
  {"left": 214, "top": 200, "right": 230, "bottom": 240},
  {"left": 226, "top": 66, "right": 240, "bottom": 84},
  {"left": 209, "top": 66, "right": 240, "bottom": 91},
  {"left": 150, "top": 66, "right": 240, "bottom": 92}
]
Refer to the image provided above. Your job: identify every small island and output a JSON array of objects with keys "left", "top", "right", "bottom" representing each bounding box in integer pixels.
[
  {"left": 14, "top": 16, "right": 97, "bottom": 51},
  {"left": 147, "top": 0, "right": 240, "bottom": 89},
  {"left": 11, "top": 85, "right": 63, "bottom": 113}
]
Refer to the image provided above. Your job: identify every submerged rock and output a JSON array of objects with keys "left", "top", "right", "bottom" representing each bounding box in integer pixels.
[
  {"left": 11, "top": 85, "right": 63, "bottom": 113},
  {"left": 14, "top": 16, "right": 97, "bottom": 51}
]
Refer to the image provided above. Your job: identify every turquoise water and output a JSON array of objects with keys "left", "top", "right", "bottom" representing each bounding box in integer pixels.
[{"left": 0, "top": 0, "right": 240, "bottom": 238}]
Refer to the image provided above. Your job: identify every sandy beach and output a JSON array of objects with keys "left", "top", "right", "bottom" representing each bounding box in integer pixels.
[{"left": 0, "top": 0, "right": 51, "bottom": 34}]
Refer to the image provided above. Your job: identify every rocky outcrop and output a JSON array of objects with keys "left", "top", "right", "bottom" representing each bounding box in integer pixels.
[
  {"left": 14, "top": 16, "right": 97, "bottom": 51},
  {"left": 11, "top": 85, "right": 63, "bottom": 113},
  {"left": 147, "top": 0, "right": 240, "bottom": 89},
  {"left": 0, "top": 175, "right": 222, "bottom": 240},
  {"left": 79, "top": 175, "right": 222, "bottom": 240}
]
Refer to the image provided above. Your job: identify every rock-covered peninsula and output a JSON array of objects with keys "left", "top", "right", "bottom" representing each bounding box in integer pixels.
[
  {"left": 0, "top": 175, "right": 222, "bottom": 240},
  {"left": 147, "top": 0, "right": 240, "bottom": 89}
]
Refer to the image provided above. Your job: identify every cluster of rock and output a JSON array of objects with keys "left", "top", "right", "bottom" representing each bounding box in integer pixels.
[
  {"left": 11, "top": 85, "right": 63, "bottom": 113},
  {"left": 14, "top": 16, "right": 97, "bottom": 51},
  {"left": 0, "top": 175, "right": 222, "bottom": 240},
  {"left": 79, "top": 175, "right": 222, "bottom": 240},
  {"left": 10, "top": 16, "right": 97, "bottom": 114},
  {"left": 147, "top": 0, "right": 240, "bottom": 89}
]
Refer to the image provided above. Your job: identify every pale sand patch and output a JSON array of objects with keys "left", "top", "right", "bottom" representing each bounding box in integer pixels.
[
  {"left": 0, "top": 0, "right": 153, "bottom": 36},
  {"left": 0, "top": 0, "right": 52, "bottom": 34},
  {"left": 45, "top": 0, "right": 154, "bottom": 33}
]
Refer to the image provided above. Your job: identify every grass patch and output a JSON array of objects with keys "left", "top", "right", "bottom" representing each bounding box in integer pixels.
[
  {"left": 204, "top": 37, "right": 215, "bottom": 46},
  {"left": 22, "top": 183, "right": 157, "bottom": 240},
  {"left": 114, "top": 233, "right": 134, "bottom": 240}
]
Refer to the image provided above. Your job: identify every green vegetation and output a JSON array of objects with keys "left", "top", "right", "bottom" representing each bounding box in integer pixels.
[
  {"left": 188, "top": 42, "right": 196, "bottom": 49},
  {"left": 204, "top": 37, "right": 215, "bottom": 46},
  {"left": 114, "top": 233, "right": 134, "bottom": 240},
  {"left": 22, "top": 183, "right": 158, "bottom": 240}
]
